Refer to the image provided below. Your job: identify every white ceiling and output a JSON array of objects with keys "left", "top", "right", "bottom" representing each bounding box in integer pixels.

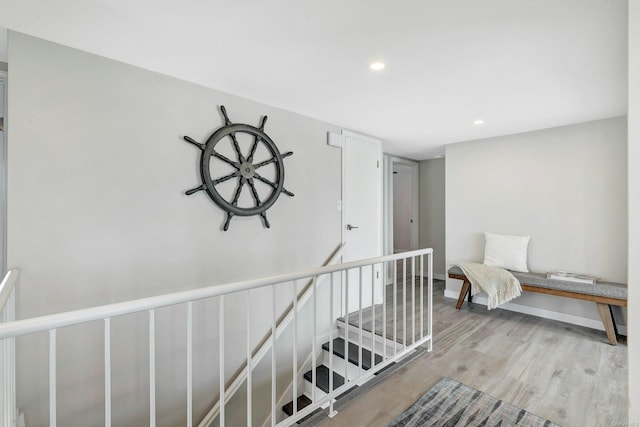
[{"left": 0, "top": 0, "right": 628, "bottom": 159}]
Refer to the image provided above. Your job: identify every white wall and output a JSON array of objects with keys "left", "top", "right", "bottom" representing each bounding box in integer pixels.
[
  {"left": 419, "top": 158, "right": 445, "bottom": 278},
  {"left": 446, "top": 117, "right": 627, "bottom": 328},
  {"left": 628, "top": 1, "right": 639, "bottom": 422},
  {"left": 7, "top": 32, "right": 342, "bottom": 427},
  {"left": 393, "top": 164, "right": 413, "bottom": 251}
]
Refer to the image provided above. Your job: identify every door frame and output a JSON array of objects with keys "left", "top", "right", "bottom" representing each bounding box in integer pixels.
[
  {"left": 384, "top": 155, "right": 419, "bottom": 256},
  {"left": 0, "top": 70, "right": 7, "bottom": 275}
]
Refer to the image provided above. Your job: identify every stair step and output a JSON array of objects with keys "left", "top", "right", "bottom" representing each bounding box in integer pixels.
[
  {"left": 282, "top": 395, "right": 315, "bottom": 419},
  {"left": 303, "top": 365, "right": 345, "bottom": 394},
  {"left": 322, "top": 338, "right": 383, "bottom": 370}
]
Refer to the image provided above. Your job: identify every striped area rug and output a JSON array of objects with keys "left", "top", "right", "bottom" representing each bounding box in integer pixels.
[{"left": 389, "top": 377, "right": 559, "bottom": 426}]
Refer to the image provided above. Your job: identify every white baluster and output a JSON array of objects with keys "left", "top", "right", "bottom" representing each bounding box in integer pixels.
[
  {"left": 104, "top": 318, "right": 111, "bottom": 427},
  {"left": 49, "top": 329, "right": 56, "bottom": 427},
  {"left": 292, "top": 281, "right": 298, "bottom": 415},
  {"left": 187, "top": 302, "right": 193, "bottom": 427},
  {"left": 370, "top": 265, "right": 375, "bottom": 368},
  {"left": 412, "top": 256, "right": 415, "bottom": 345},
  {"left": 329, "top": 273, "right": 335, "bottom": 417},
  {"left": 246, "top": 291, "right": 252, "bottom": 427},
  {"left": 344, "top": 271, "right": 349, "bottom": 382},
  {"left": 358, "top": 266, "right": 363, "bottom": 377},
  {"left": 149, "top": 310, "right": 156, "bottom": 427},
  {"left": 428, "top": 253, "right": 433, "bottom": 352},
  {"left": 219, "top": 296, "right": 225, "bottom": 427},
  {"left": 420, "top": 254, "right": 424, "bottom": 340},
  {"left": 271, "top": 287, "right": 276, "bottom": 427},
  {"left": 383, "top": 261, "right": 387, "bottom": 361},
  {"left": 312, "top": 276, "right": 317, "bottom": 403},
  {"left": 393, "top": 261, "right": 397, "bottom": 357},
  {"left": 403, "top": 258, "right": 407, "bottom": 350}
]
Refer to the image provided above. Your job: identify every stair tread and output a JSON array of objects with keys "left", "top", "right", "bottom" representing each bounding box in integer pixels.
[
  {"left": 321, "top": 338, "right": 383, "bottom": 370},
  {"left": 303, "top": 365, "right": 345, "bottom": 393},
  {"left": 282, "top": 395, "right": 313, "bottom": 417}
]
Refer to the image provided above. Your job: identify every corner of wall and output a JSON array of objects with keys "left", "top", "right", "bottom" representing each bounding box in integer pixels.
[{"left": 628, "top": 1, "right": 640, "bottom": 423}]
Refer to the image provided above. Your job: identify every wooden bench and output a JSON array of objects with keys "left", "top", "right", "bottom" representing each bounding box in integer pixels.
[{"left": 448, "top": 266, "right": 628, "bottom": 345}]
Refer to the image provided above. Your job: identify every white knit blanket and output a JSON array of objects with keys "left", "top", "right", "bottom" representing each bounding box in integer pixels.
[{"left": 454, "top": 262, "right": 522, "bottom": 310}]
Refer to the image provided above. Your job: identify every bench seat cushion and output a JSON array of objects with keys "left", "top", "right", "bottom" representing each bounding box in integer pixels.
[{"left": 448, "top": 266, "right": 627, "bottom": 300}]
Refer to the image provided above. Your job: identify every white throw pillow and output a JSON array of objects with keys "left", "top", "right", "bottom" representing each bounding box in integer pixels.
[{"left": 483, "top": 232, "right": 530, "bottom": 273}]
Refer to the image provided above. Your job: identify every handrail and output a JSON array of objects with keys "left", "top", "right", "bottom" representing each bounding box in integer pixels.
[
  {"left": 197, "top": 243, "right": 345, "bottom": 427},
  {"left": 0, "top": 249, "right": 434, "bottom": 426},
  {"left": 0, "top": 248, "right": 432, "bottom": 340},
  {"left": 0, "top": 270, "right": 19, "bottom": 312}
]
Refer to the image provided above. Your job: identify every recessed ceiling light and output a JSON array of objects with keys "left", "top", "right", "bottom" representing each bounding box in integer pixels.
[
  {"left": 370, "top": 62, "right": 385, "bottom": 71},
  {"left": 473, "top": 119, "right": 484, "bottom": 125}
]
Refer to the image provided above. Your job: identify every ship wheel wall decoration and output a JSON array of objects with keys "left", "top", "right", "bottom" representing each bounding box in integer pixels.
[{"left": 183, "top": 106, "right": 294, "bottom": 231}]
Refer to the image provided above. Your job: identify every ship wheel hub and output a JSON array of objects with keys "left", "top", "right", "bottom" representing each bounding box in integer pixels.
[{"left": 239, "top": 162, "right": 256, "bottom": 179}]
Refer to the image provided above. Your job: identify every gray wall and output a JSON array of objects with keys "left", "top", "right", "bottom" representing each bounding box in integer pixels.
[
  {"left": 419, "top": 159, "right": 445, "bottom": 277},
  {"left": 7, "top": 32, "right": 342, "bottom": 427},
  {"left": 445, "top": 117, "right": 627, "bottom": 326},
  {"left": 628, "top": 1, "right": 639, "bottom": 421}
]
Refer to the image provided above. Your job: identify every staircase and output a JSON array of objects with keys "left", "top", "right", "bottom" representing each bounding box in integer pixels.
[
  {"left": 282, "top": 296, "right": 413, "bottom": 424},
  {"left": 279, "top": 255, "right": 432, "bottom": 426},
  {"left": 282, "top": 337, "right": 383, "bottom": 422}
]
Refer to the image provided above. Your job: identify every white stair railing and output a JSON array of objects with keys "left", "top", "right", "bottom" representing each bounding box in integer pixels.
[
  {"left": 197, "top": 243, "right": 345, "bottom": 427},
  {"left": 0, "top": 248, "right": 433, "bottom": 427},
  {"left": 0, "top": 269, "right": 19, "bottom": 427},
  {"left": 266, "top": 249, "right": 433, "bottom": 426}
]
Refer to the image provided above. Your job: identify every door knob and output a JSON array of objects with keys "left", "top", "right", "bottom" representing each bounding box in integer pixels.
[{"left": 346, "top": 224, "right": 359, "bottom": 230}]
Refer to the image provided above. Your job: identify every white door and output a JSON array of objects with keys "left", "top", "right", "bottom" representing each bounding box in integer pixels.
[{"left": 342, "top": 131, "right": 383, "bottom": 313}]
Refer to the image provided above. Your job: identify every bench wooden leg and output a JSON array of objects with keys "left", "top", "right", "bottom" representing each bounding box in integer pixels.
[
  {"left": 456, "top": 280, "right": 471, "bottom": 310},
  {"left": 596, "top": 302, "right": 617, "bottom": 346}
]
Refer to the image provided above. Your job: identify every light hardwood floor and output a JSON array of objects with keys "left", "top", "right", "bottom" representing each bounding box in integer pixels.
[{"left": 314, "top": 279, "right": 628, "bottom": 427}]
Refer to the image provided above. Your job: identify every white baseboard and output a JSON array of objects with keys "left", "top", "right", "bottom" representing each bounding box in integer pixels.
[{"left": 443, "top": 289, "right": 628, "bottom": 336}]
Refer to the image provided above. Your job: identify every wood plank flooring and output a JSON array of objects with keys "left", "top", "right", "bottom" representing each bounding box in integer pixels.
[{"left": 315, "top": 279, "right": 628, "bottom": 427}]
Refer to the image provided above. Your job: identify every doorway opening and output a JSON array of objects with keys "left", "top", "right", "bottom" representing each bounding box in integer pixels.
[{"left": 383, "top": 155, "right": 419, "bottom": 259}]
